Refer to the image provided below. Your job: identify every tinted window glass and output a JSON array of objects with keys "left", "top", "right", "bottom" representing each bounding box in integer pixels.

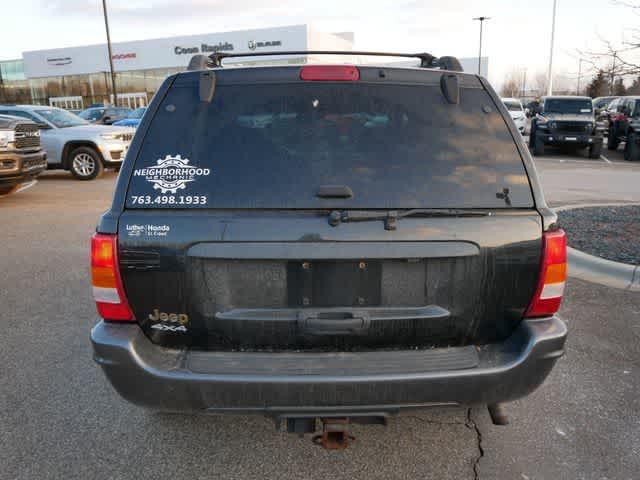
[
  {"left": 0, "top": 110, "right": 39, "bottom": 122},
  {"left": 503, "top": 100, "right": 522, "bottom": 111},
  {"left": 79, "top": 109, "right": 104, "bottom": 121},
  {"left": 129, "top": 107, "right": 146, "bottom": 119},
  {"left": 624, "top": 99, "right": 634, "bottom": 113},
  {"left": 127, "top": 81, "right": 533, "bottom": 209},
  {"left": 37, "top": 108, "right": 87, "bottom": 127},
  {"left": 544, "top": 99, "right": 592, "bottom": 114}
]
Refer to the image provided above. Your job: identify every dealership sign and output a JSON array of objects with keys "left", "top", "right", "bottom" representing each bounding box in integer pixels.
[
  {"left": 22, "top": 25, "right": 313, "bottom": 78},
  {"left": 248, "top": 40, "right": 282, "bottom": 50},
  {"left": 112, "top": 53, "right": 137, "bottom": 61},
  {"left": 174, "top": 42, "right": 234, "bottom": 55},
  {"left": 46, "top": 57, "right": 72, "bottom": 66}
]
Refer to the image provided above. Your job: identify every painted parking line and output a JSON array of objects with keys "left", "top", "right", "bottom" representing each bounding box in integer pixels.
[{"left": 600, "top": 155, "right": 612, "bottom": 164}]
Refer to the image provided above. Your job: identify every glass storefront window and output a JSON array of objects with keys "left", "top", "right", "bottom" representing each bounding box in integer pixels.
[
  {"left": 0, "top": 59, "right": 26, "bottom": 82},
  {"left": 1, "top": 65, "right": 206, "bottom": 107}
]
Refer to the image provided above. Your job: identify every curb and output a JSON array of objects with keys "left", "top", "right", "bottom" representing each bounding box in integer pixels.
[
  {"left": 553, "top": 204, "right": 640, "bottom": 292},
  {"left": 553, "top": 201, "right": 640, "bottom": 213},
  {"left": 567, "top": 247, "right": 640, "bottom": 292}
]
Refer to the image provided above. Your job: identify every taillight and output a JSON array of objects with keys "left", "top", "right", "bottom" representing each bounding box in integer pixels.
[
  {"left": 91, "top": 233, "right": 134, "bottom": 321},
  {"left": 300, "top": 65, "right": 360, "bottom": 81},
  {"left": 525, "top": 229, "right": 567, "bottom": 318}
]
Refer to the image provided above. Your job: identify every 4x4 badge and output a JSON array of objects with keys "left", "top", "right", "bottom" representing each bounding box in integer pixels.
[{"left": 133, "top": 154, "right": 210, "bottom": 194}]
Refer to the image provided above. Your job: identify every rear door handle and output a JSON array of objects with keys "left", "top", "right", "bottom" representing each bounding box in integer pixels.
[
  {"left": 316, "top": 185, "right": 353, "bottom": 199},
  {"left": 298, "top": 312, "right": 370, "bottom": 335}
]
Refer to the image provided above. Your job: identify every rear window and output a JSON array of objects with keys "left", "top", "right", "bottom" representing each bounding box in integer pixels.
[
  {"left": 503, "top": 100, "right": 522, "bottom": 111},
  {"left": 126, "top": 76, "right": 533, "bottom": 209},
  {"left": 80, "top": 109, "right": 104, "bottom": 121}
]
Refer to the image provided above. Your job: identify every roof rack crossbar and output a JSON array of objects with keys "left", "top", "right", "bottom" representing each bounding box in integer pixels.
[{"left": 204, "top": 50, "right": 462, "bottom": 71}]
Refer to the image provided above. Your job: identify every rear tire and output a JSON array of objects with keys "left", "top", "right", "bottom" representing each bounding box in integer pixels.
[
  {"left": 528, "top": 121, "right": 537, "bottom": 148},
  {"left": 68, "top": 146, "right": 103, "bottom": 180},
  {"left": 588, "top": 141, "right": 602, "bottom": 159},
  {"left": 0, "top": 185, "right": 19, "bottom": 196},
  {"left": 532, "top": 136, "right": 545, "bottom": 156},
  {"left": 624, "top": 132, "right": 640, "bottom": 161},
  {"left": 607, "top": 127, "right": 620, "bottom": 151}
]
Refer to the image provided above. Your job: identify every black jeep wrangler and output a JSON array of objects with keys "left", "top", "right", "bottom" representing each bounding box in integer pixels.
[
  {"left": 90, "top": 51, "right": 567, "bottom": 445},
  {"left": 529, "top": 96, "right": 603, "bottom": 158}
]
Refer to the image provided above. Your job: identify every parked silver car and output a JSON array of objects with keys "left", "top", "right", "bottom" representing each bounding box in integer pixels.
[{"left": 0, "top": 105, "right": 134, "bottom": 180}]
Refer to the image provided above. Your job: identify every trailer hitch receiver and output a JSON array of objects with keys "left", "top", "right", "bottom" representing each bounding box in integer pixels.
[{"left": 313, "top": 418, "right": 355, "bottom": 449}]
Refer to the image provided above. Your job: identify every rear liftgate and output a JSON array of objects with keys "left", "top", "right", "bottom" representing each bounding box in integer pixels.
[{"left": 116, "top": 52, "right": 563, "bottom": 449}]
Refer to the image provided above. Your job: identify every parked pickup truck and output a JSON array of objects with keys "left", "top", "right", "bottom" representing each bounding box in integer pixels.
[
  {"left": 90, "top": 51, "right": 568, "bottom": 448},
  {"left": 0, "top": 115, "right": 47, "bottom": 195}
]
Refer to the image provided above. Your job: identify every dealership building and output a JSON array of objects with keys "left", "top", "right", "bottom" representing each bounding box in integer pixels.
[{"left": 0, "top": 24, "right": 487, "bottom": 109}]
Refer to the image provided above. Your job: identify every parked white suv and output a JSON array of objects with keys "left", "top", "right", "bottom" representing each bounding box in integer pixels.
[
  {"left": 0, "top": 105, "right": 134, "bottom": 180},
  {"left": 502, "top": 98, "right": 527, "bottom": 135}
]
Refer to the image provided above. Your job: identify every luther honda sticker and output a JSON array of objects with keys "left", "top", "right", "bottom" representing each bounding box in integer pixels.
[{"left": 133, "top": 154, "right": 210, "bottom": 194}]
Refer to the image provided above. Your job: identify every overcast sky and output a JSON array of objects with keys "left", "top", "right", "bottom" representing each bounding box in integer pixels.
[{"left": 1, "top": 0, "right": 639, "bottom": 88}]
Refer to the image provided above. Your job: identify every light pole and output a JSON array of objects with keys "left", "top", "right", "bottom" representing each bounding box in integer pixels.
[
  {"left": 522, "top": 68, "right": 527, "bottom": 98},
  {"left": 546, "top": 0, "right": 557, "bottom": 96},
  {"left": 576, "top": 58, "right": 583, "bottom": 95},
  {"left": 473, "top": 16, "right": 491, "bottom": 75},
  {"left": 610, "top": 51, "right": 617, "bottom": 95},
  {"left": 102, "top": 0, "right": 117, "bottom": 105},
  {"left": 0, "top": 67, "right": 4, "bottom": 103}
]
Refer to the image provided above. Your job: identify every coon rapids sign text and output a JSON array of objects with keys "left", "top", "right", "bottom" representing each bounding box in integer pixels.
[{"left": 174, "top": 42, "right": 234, "bottom": 55}]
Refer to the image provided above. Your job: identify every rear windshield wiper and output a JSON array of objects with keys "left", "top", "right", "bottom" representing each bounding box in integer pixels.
[{"left": 328, "top": 209, "right": 489, "bottom": 230}]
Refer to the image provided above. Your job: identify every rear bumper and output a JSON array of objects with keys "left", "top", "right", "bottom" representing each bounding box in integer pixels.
[{"left": 91, "top": 316, "right": 567, "bottom": 413}]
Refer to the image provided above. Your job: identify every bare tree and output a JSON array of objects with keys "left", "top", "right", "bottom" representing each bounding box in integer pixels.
[
  {"left": 580, "top": 1, "right": 640, "bottom": 84},
  {"left": 500, "top": 70, "right": 523, "bottom": 97},
  {"left": 628, "top": 75, "right": 640, "bottom": 94},
  {"left": 532, "top": 72, "right": 549, "bottom": 96},
  {"left": 586, "top": 69, "right": 611, "bottom": 97}
]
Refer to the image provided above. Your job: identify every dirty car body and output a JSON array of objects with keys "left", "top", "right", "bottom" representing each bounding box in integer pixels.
[{"left": 90, "top": 54, "right": 568, "bottom": 431}]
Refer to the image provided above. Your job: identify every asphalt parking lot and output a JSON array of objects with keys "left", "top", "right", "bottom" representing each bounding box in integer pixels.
[
  {"left": 1, "top": 164, "right": 639, "bottom": 480},
  {"left": 526, "top": 138, "right": 640, "bottom": 206}
]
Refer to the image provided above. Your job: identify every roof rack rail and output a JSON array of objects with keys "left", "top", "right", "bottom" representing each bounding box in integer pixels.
[{"left": 193, "top": 50, "right": 463, "bottom": 72}]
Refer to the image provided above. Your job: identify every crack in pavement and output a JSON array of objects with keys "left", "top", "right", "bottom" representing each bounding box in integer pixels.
[
  {"left": 466, "top": 408, "right": 484, "bottom": 480},
  {"left": 399, "top": 415, "right": 468, "bottom": 426}
]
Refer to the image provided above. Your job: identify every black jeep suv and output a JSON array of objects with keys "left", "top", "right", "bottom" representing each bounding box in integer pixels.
[
  {"left": 603, "top": 96, "right": 640, "bottom": 161},
  {"left": 529, "top": 96, "right": 603, "bottom": 158},
  {"left": 90, "top": 52, "right": 567, "bottom": 442}
]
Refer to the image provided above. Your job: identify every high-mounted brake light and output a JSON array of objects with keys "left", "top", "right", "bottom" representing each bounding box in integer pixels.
[
  {"left": 300, "top": 65, "right": 360, "bottom": 81},
  {"left": 525, "top": 229, "right": 567, "bottom": 318},
  {"left": 91, "top": 233, "right": 134, "bottom": 321}
]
